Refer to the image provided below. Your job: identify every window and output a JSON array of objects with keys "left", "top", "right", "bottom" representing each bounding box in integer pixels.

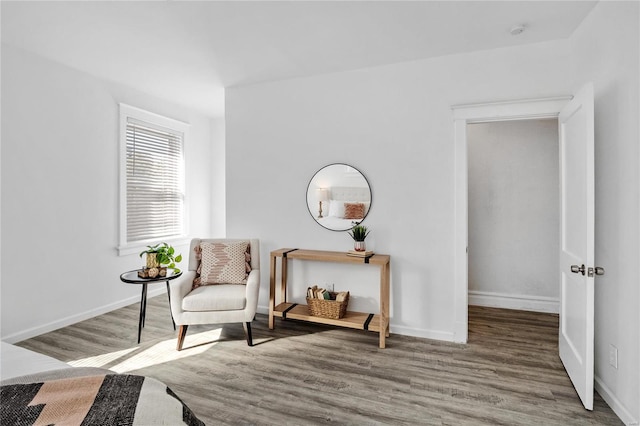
[{"left": 119, "top": 104, "right": 189, "bottom": 254}]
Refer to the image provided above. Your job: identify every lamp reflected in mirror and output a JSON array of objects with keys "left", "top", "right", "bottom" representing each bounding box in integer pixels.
[
  {"left": 316, "top": 188, "right": 329, "bottom": 218},
  {"left": 306, "top": 164, "right": 372, "bottom": 231}
]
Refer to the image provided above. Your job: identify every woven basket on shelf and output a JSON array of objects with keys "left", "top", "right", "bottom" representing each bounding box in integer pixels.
[{"left": 307, "top": 292, "right": 349, "bottom": 319}]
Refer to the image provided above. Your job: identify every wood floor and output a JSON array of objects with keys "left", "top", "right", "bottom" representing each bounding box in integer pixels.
[{"left": 17, "top": 298, "right": 621, "bottom": 425}]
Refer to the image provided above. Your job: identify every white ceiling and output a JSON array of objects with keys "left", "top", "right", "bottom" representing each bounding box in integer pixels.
[{"left": 1, "top": 1, "right": 597, "bottom": 117}]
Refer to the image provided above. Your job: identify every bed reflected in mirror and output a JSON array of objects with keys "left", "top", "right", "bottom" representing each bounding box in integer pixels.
[{"left": 306, "top": 163, "right": 372, "bottom": 231}]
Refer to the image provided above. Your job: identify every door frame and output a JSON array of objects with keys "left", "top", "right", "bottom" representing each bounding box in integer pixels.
[{"left": 451, "top": 96, "right": 572, "bottom": 343}]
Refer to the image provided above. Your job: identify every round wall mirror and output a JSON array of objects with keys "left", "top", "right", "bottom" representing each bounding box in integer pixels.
[{"left": 306, "top": 163, "right": 372, "bottom": 231}]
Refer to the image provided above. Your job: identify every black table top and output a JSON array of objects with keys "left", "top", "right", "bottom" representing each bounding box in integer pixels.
[{"left": 120, "top": 269, "right": 183, "bottom": 284}]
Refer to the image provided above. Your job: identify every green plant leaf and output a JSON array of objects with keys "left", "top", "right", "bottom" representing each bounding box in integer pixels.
[
  {"left": 349, "top": 225, "right": 370, "bottom": 241},
  {"left": 140, "top": 242, "right": 181, "bottom": 267}
]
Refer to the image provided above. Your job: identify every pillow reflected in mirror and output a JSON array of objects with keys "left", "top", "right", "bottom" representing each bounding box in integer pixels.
[
  {"left": 329, "top": 200, "right": 345, "bottom": 217},
  {"left": 344, "top": 202, "right": 365, "bottom": 220}
]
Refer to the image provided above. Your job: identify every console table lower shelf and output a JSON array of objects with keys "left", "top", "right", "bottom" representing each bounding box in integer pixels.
[{"left": 273, "top": 302, "right": 384, "bottom": 332}]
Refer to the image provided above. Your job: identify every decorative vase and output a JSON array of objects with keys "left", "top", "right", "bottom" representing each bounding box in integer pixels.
[
  {"left": 146, "top": 253, "right": 160, "bottom": 269},
  {"left": 354, "top": 241, "right": 366, "bottom": 252}
]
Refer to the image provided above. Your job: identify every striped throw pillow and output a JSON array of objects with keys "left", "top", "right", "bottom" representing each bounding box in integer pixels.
[
  {"left": 198, "top": 241, "right": 250, "bottom": 286},
  {"left": 344, "top": 202, "right": 365, "bottom": 219}
]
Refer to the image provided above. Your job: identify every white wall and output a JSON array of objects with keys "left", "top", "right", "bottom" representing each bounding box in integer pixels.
[
  {"left": 467, "top": 119, "right": 559, "bottom": 312},
  {"left": 0, "top": 44, "right": 225, "bottom": 341},
  {"left": 569, "top": 2, "right": 639, "bottom": 423},
  {"left": 209, "top": 117, "right": 226, "bottom": 237},
  {"left": 226, "top": 38, "right": 574, "bottom": 339}
]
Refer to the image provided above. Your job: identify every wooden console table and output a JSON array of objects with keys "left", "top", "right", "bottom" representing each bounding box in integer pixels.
[{"left": 269, "top": 248, "right": 391, "bottom": 348}]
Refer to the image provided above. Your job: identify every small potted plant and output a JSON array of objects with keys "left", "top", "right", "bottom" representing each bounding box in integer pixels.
[
  {"left": 348, "top": 224, "right": 370, "bottom": 252},
  {"left": 139, "top": 242, "right": 183, "bottom": 277}
]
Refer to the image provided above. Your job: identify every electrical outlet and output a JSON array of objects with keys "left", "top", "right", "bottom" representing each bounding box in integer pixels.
[{"left": 609, "top": 344, "right": 618, "bottom": 369}]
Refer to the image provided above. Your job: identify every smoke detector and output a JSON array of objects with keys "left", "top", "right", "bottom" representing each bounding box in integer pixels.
[{"left": 510, "top": 24, "right": 526, "bottom": 36}]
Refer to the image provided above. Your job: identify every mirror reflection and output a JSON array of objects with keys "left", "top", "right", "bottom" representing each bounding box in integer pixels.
[{"left": 306, "top": 163, "right": 372, "bottom": 231}]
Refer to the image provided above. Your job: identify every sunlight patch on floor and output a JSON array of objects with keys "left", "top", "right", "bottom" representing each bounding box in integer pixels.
[
  {"left": 110, "top": 328, "right": 222, "bottom": 373},
  {"left": 67, "top": 329, "right": 222, "bottom": 373},
  {"left": 68, "top": 347, "right": 138, "bottom": 368}
]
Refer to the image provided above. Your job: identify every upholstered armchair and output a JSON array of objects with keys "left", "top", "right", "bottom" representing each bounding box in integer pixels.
[{"left": 169, "top": 238, "right": 260, "bottom": 350}]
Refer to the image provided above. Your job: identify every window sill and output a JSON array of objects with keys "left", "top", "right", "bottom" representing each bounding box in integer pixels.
[{"left": 117, "top": 236, "right": 192, "bottom": 257}]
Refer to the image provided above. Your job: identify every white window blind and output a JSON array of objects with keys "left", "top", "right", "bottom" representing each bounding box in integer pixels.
[{"left": 126, "top": 117, "right": 185, "bottom": 243}]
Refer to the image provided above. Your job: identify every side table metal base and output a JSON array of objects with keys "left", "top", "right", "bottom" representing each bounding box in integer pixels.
[
  {"left": 136, "top": 280, "right": 176, "bottom": 344},
  {"left": 120, "top": 269, "right": 181, "bottom": 345}
]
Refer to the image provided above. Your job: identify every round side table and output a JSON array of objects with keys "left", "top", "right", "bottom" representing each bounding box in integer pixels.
[{"left": 120, "top": 269, "right": 183, "bottom": 344}]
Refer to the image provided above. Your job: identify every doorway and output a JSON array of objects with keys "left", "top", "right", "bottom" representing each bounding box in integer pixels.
[
  {"left": 453, "top": 89, "right": 597, "bottom": 410},
  {"left": 466, "top": 119, "right": 559, "bottom": 314},
  {"left": 451, "top": 97, "right": 571, "bottom": 343}
]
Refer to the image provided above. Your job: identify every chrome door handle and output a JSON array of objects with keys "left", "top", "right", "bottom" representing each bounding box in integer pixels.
[
  {"left": 571, "top": 264, "right": 586, "bottom": 275},
  {"left": 588, "top": 266, "right": 605, "bottom": 277}
]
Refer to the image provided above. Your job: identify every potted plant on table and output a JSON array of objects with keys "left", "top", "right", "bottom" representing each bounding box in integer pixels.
[
  {"left": 139, "top": 242, "right": 183, "bottom": 278},
  {"left": 348, "top": 224, "right": 370, "bottom": 252}
]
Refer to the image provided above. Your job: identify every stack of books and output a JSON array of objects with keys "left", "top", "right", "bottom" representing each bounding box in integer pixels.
[
  {"left": 306, "top": 285, "right": 348, "bottom": 302},
  {"left": 346, "top": 250, "right": 374, "bottom": 257}
]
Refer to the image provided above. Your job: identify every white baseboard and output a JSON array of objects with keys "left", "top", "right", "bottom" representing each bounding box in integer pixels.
[
  {"left": 2, "top": 288, "right": 165, "bottom": 344},
  {"left": 390, "top": 325, "right": 455, "bottom": 342},
  {"left": 595, "top": 375, "right": 638, "bottom": 425},
  {"left": 256, "top": 305, "right": 455, "bottom": 342},
  {"left": 453, "top": 320, "right": 468, "bottom": 344},
  {"left": 469, "top": 290, "right": 559, "bottom": 313}
]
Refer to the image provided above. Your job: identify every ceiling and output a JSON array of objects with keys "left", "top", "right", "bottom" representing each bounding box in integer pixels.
[{"left": 1, "top": 1, "right": 597, "bottom": 117}]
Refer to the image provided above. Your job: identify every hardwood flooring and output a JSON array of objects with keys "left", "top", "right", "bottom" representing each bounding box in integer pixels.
[{"left": 17, "top": 299, "right": 621, "bottom": 425}]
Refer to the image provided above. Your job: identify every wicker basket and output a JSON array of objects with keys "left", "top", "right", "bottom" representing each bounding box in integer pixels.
[{"left": 307, "top": 292, "right": 349, "bottom": 319}]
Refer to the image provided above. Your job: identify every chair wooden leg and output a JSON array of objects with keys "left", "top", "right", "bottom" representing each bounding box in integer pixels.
[
  {"left": 243, "top": 322, "right": 253, "bottom": 347},
  {"left": 177, "top": 325, "right": 188, "bottom": 351}
]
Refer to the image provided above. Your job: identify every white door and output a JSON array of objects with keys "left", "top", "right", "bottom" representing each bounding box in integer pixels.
[{"left": 558, "top": 83, "right": 596, "bottom": 410}]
